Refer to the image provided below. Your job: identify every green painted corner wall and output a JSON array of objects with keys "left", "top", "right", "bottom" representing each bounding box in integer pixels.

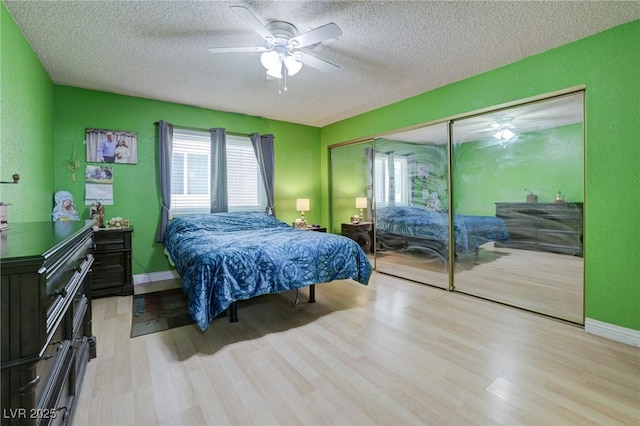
[
  {"left": 321, "top": 20, "right": 640, "bottom": 331},
  {"left": 1, "top": 2, "right": 53, "bottom": 221},
  {"left": 52, "top": 86, "right": 320, "bottom": 275}
]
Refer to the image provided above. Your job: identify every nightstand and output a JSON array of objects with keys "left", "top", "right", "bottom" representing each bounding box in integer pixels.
[
  {"left": 341, "top": 222, "right": 374, "bottom": 253},
  {"left": 298, "top": 225, "right": 327, "bottom": 232},
  {"left": 92, "top": 227, "right": 133, "bottom": 298}
]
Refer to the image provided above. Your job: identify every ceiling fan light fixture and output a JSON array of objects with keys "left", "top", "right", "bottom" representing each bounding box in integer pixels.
[
  {"left": 260, "top": 51, "right": 280, "bottom": 70},
  {"left": 494, "top": 128, "right": 515, "bottom": 140},
  {"left": 266, "top": 64, "right": 283, "bottom": 79},
  {"left": 284, "top": 55, "right": 302, "bottom": 76}
]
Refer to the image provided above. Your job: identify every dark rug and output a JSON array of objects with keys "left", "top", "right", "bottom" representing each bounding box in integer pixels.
[{"left": 130, "top": 288, "right": 194, "bottom": 337}]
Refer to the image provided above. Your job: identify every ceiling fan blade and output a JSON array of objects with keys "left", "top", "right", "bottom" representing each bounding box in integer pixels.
[
  {"left": 208, "top": 46, "right": 269, "bottom": 54},
  {"left": 294, "top": 51, "right": 340, "bottom": 74},
  {"left": 289, "top": 23, "right": 342, "bottom": 48},
  {"left": 229, "top": 6, "right": 275, "bottom": 42}
]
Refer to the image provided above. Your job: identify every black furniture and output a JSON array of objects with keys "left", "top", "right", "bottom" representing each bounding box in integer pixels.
[
  {"left": 341, "top": 222, "right": 374, "bottom": 253},
  {"left": 1, "top": 221, "right": 96, "bottom": 425},
  {"left": 297, "top": 225, "right": 327, "bottom": 233},
  {"left": 91, "top": 227, "right": 133, "bottom": 298},
  {"left": 494, "top": 202, "right": 583, "bottom": 256}
]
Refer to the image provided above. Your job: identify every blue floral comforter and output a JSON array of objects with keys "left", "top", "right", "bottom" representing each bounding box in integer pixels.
[
  {"left": 164, "top": 212, "right": 372, "bottom": 330},
  {"left": 376, "top": 206, "right": 509, "bottom": 255}
]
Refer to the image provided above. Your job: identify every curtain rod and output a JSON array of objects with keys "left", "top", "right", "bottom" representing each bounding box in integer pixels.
[{"left": 153, "top": 121, "right": 251, "bottom": 137}]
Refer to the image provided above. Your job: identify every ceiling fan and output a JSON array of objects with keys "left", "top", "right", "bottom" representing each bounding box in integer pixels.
[{"left": 208, "top": 6, "right": 342, "bottom": 85}]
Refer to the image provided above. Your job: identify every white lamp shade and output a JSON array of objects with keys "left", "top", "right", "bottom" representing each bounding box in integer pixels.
[
  {"left": 355, "top": 197, "right": 368, "bottom": 209},
  {"left": 260, "top": 51, "right": 280, "bottom": 70},
  {"left": 296, "top": 198, "right": 310, "bottom": 212},
  {"left": 284, "top": 55, "right": 302, "bottom": 76},
  {"left": 266, "top": 65, "right": 282, "bottom": 79},
  {"left": 494, "top": 128, "right": 515, "bottom": 140}
]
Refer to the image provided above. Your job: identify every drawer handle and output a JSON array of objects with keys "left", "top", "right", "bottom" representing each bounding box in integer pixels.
[
  {"left": 53, "top": 288, "right": 68, "bottom": 298},
  {"left": 71, "top": 266, "right": 82, "bottom": 273}
]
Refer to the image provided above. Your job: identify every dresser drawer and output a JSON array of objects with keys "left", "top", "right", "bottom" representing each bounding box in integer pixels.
[
  {"left": 92, "top": 251, "right": 126, "bottom": 269},
  {"left": 35, "top": 324, "right": 66, "bottom": 405},
  {"left": 71, "top": 293, "right": 88, "bottom": 341},
  {"left": 93, "top": 230, "right": 131, "bottom": 252},
  {"left": 91, "top": 266, "right": 125, "bottom": 289},
  {"left": 36, "top": 339, "right": 72, "bottom": 412},
  {"left": 45, "top": 356, "right": 73, "bottom": 426},
  {"left": 46, "top": 253, "right": 93, "bottom": 337}
]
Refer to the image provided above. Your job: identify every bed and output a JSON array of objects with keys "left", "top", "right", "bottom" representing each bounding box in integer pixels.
[
  {"left": 376, "top": 205, "right": 509, "bottom": 260},
  {"left": 164, "top": 212, "right": 372, "bottom": 330}
]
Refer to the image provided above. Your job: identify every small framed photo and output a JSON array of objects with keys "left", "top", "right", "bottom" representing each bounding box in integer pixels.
[{"left": 86, "top": 128, "right": 137, "bottom": 164}]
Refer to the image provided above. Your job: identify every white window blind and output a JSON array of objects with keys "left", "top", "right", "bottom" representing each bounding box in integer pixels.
[
  {"left": 171, "top": 129, "right": 211, "bottom": 216},
  {"left": 170, "top": 129, "right": 265, "bottom": 217},
  {"left": 226, "top": 136, "right": 266, "bottom": 212},
  {"left": 374, "top": 153, "right": 408, "bottom": 206}
]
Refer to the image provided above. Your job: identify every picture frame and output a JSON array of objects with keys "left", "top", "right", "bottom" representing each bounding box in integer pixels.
[{"left": 86, "top": 128, "right": 137, "bottom": 164}]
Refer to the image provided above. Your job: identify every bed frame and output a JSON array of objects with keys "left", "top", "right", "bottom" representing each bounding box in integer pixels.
[
  {"left": 226, "top": 284, "right": 316, "bottom": 322},
  {"left": 376, "top": 230, "right": 483, "bottom": 262}
]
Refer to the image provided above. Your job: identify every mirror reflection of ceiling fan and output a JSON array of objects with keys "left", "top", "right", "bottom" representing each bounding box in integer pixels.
[{"left": 208, "top": 6, "right": 342, "bottom": 88}]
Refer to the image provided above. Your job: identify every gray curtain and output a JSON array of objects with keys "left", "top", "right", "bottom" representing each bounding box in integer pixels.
[
  {"left": 365, "top": 146, "right": 374, "bottom": 222},
  {"left": 408, "top": 154, "right": 416, "bottom": 206},
  {"left": 388, "top": 152, "right": 396, "bottom": 206},
  {"left": 210, "top": 128, "right": 228, "bottom": 213},
  {"left": 250, "top": 133, "right": 276, "bottom": 216},
  {"left": 155, "top": 120, "right": 173, "bottom": 243}
]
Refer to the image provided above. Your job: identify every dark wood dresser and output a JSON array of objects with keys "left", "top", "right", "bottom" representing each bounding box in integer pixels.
[
  {"left": 341, "top": 222, "right": 375, "bottom": 254},
  {"left": 495, "top": 202, "right": 583, "bottom": 256},
  {"left": 91, "top": 227, "right": 133, "bottom": 298},
  {"left": 1, "top": 221, "right": 96, "bottom": 425}
]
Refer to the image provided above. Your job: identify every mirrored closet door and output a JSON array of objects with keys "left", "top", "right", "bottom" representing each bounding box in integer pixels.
[
  {"left": 329, "top": 91, "right": 584, "bottom": 324},
  {"left": 451, "top": 92, "right": 585, "bottom": 323},
  {"left": 371, "top": 122, "right": 450, "bottom": 288},
  {"left": 329, "top": 140, "right": 375, "bottom": 261}
]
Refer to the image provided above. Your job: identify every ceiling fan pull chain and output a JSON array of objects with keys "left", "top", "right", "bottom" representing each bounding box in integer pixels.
[{"left": 283, "top": 66, "right": 288, "bottom": 92}]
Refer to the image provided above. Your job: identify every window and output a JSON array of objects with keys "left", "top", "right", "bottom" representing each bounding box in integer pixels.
[
  {"left": 170, "top": 129, "right": 265, "bottom": 217},
  {"left": 226, "top": 137, "right": 266, "bottom": 211},
  {"left": 374, "top": 153, "right": 408, "bottom": 206}
]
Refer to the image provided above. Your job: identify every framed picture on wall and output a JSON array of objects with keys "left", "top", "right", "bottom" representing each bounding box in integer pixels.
[{"left": 86, "top": 128, "right": 138, "bottom": 164}]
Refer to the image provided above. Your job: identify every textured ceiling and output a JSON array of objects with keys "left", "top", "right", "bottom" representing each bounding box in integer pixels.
[{"left": 5, "top": 1, "right": 640, "bottom": 127}]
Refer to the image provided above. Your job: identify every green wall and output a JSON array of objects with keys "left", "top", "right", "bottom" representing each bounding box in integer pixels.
[
  {"left": 0, "top": 3, "right": 53, "bottom": 221},
  {"left": 321, "top": 20, "right": 640, "bottom": 331},
  {"left": 453, "top": 123, "right": 584, "bottom": 216},
  {"left": 52, "top": 86, "right": 320, "bottom": 275}
]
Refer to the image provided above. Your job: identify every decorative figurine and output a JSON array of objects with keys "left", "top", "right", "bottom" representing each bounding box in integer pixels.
[
  {"left": 555, "top": 190, "right": 566, "bottom": 203},
  {"left": 90, "top": 202, "right": 105, "bottom": 228},
  {"left": 525, "top": 188, "right": 538, "bottom": 203},
  {"left": 52, "top": 191, "right": 80, "bottom": 221},
  {"left": 426, "top": 192, "right": 441, "bottom": 211}
]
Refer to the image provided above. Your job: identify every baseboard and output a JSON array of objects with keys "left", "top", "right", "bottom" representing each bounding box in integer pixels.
[
  {"left": 133, "top": 270, "right": 180, "bottom": 285},
  {"left": 585, "top": 318, "right": 640, "bottom": 347}
]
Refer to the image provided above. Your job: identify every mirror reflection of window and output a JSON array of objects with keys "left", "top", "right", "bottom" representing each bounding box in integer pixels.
[{"left": 374, "top": 154, "right": 408, "bottom": 206}]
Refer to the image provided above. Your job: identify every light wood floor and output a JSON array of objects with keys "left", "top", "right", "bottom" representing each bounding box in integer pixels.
[
  {"left": 376, "top": 243, "right": 584, "bottom": 323},
  {"left": 74, "top": 273, "right": 639, "bottom": 426}
]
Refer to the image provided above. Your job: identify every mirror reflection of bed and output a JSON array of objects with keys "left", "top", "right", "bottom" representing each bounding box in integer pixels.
[{"left": 332, "top": 91, "right": 584, "bottom": 325}]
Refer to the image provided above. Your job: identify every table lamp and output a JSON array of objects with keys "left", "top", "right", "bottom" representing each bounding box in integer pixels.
[
  {"left": 296, "top": 198, "right": 310, "bottom": 226},
  {"left": 355, "top": 197, "right": 367, "bottom": 221}
]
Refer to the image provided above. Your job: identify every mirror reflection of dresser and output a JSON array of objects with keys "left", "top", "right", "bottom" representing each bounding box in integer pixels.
[{"left": 495, "top": 202, "right": 583, "bottom": 256}]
